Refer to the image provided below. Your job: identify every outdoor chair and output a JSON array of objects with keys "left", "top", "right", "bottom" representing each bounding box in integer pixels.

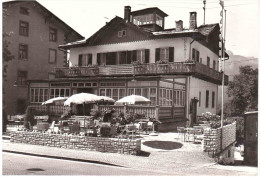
[
  {"left": 125, "top": 124, "right": 136, "bottom": 139},
  {"left": 48, "top": 121, "right": 55, "bottom": 133},
  {"left": 177, "top": 127, "right": 186, "bottom": 141},
  {"left": 134, "top": 123, "right": 141, "bottom": 136},
  {"left": 193, "top": 129, "right": 204, "bottom": 144},
  {"left": 145, "top": 121, "right": 154, "bottom": 133},
  {"left": 185, "top": 128, "right": 196, "bottom": 143}
]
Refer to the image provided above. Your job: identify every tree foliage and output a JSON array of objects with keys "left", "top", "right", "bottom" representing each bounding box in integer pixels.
[{"left": 226, "top": 65, "right": 258, "bottom": 116}]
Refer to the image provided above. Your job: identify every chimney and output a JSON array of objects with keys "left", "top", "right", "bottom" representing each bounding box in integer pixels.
[
  {"left": 175, "top": 20, "right": 183, "bottom": 32},
  {"left": 124, "top": 6, "right": 131, "bottom": 22},
  {"left": 189, "top": 12, "right": 197, "bottom": 30}
]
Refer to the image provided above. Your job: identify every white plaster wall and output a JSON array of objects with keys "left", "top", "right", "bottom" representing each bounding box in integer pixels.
[
  {"left": 69, "top": 37, "right": 191, "bottom": 65},
  {"left": 192, "top": 40, "right": 219, "bottom": 70},
  {"left": 189, "top": 76, "right": 218, "bottom": 115},
  {"left": 69, "top": 37, "right": 219, "bottom": 69}
]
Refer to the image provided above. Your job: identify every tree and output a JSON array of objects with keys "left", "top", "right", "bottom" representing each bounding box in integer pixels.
[{"left": 226, "top": 65, "right": 258, "bottom": 116}]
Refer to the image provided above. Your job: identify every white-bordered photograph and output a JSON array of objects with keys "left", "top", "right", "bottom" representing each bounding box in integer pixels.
[{"left": 2, "top": 0, "right": 258, "bottom": 175}]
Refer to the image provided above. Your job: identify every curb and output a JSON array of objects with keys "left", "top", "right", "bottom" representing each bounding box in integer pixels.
[{"left": 3, "top": 150, "right": 125, "bottom": 168}]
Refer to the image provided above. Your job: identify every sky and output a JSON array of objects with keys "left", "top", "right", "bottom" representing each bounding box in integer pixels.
[{"left": 8, "top": 0, "right": 260, "bottom": 58}]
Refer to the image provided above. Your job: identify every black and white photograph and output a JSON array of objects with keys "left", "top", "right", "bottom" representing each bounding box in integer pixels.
[{"left": 2, "top": 0, "right": 258, "bottom": 175}]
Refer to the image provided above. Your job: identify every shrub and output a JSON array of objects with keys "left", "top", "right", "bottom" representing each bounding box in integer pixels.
[{"left": 100, "top": 126, "right": 111, "bottom": 137}]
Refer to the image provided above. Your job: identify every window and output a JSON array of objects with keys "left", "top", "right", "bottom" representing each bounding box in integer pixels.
[
  {"left": 118, "top": 51, "right": 127, "bottom": 64},
  {"left": 49, "top": 49, "right": 57, "bottom": 63},
  {"left": 50, "top": 88, "right": 70, "bottom": 99},
  {"left": 207, "top": 57, "right": 210, "bottom": 67},
  {"left": 156, "top": 47, "right": 174, "bottom": 62},
  {"left": 118, "top": 30, "right": 126, "bottom": 38},
  {"left": 196, "top": 51, "right": 200, "bottom": 62},
  {"left": 192, "top": 48, "right": 200, "bottom": 61},
  {"left": 78, "top": 54, "right": 92, "bottom": 66},
  {"left": 160, "top": 48, "right": 169, "bottom": 61},
  {"left": 212, "top": 91, "right": 215, "bottom": 108},
  {"left": 49, "top": 27, "right": 57, "bottom": 41},
  {"left": 19, "top": 21, "right": 29, "bottom": 36},
  {"left": 206, "top": 90, "right": 209, "bottom": 108},
  {"left": 213, "top": 60, "right": 216, "bottom": 70},
  {"left": 133, "top": 14, "right": 153, "bottom": 25},
  {"left": 99, "top": 88, "right": 126, "bottom": 101},
  {"left": 19, "top": 44, "right": 28, "bottom": 60},
  {"left": 17, "top": 70, "right": 27, "bottom": 85},
  {"left": 192, "top": 48, "right": 195, "bottom": 60},
  {"left": 20, "top": 7, "right": 29, "bottom": 15},
  {"left": 30, "top": 88, "right": 49, "bottom": 103},
  {"left": 137, "top": 49, "right": 145, "bottom": 63},
  {"left": 156, "top": 15, "right": 163, "bottom": 27}
]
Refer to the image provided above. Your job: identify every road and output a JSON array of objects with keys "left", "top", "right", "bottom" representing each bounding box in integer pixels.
[{"left": 2, "top": 152, "right": 168, "bottom": 175}]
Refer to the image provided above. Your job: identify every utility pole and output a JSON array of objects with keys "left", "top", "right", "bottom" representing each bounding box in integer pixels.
[
  {"left": 203, "top": 0, "right": 206, "bottom": 25},
  {"left": 219, "top": 0, "right": 225, "bottom": 152}
]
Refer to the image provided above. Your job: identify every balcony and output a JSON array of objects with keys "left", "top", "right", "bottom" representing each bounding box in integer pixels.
[{"left": 54, "top": 62, "right": 228, "bottom": 84}]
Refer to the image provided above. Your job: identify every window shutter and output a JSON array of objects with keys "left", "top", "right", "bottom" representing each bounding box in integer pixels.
[
  {"left": 127, "top": 51, "right": 132, "bottom": 64},
  {"left": 78, "top": 54, "right": 82, "bottom": 66},
  {"left": 88, "top": 54, "right": 92, "bottom": 65},
  {"left": 169, "top": 47, "right": 174, "bottom": 62},
  {"left": 145, "top": 49, "right": 150, "bottom": 63},
  {"left": 192, "top": 48, "right": 195, "bottom": 60},
  {"left": 155, "top": 48, "right": 160, "bottom": 62},
  {"left": 132, "top": 50, "right": 137, "bottom": 62},
  {"left": 97, "top": 53, "right": 101, "bottom": 65}
]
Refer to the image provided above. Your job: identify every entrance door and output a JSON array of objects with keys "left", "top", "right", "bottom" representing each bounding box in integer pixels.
[{"left": 190, "top": 97, "right": 198, "bottom": 127}]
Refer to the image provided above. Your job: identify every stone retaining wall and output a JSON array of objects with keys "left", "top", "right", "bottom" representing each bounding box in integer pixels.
[
  {"left": 10, "top": 131, "right": 141, "bottom": 155},
  {"left": 203, "top": 122, "right": 236, "bottom": 158}
]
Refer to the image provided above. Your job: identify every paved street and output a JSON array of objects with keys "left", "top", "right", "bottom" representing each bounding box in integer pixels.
[
  {"left": 2, "top": 131, "right": 258, "bottom": 176},
  {"left": 2, "top": 152, "right": 168, "bottom": 176}
]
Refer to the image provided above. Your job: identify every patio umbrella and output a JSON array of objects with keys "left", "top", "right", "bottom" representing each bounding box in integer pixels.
[
  {"left": 64, "top": 93, "right": 100, "bottom": 106},
  {"left": 42, "top": 97, "right": 68, "bottom": 105},
  {"left": 115, "top": 95, "right": 150, "bottom": 105},
  {"left": 97, "top": 96, "right": 115, "bottom": 103}
]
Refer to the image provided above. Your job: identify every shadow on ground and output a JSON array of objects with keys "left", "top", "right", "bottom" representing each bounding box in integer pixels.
[
  {"left": 143, "top": 141, "right": 183, "bottom": 150},
  {"left": 136, "top": 151, "right": 151, "bottom": 157}
]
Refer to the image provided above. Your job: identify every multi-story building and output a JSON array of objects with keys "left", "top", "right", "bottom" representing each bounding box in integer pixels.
[
  {"left": 29, "top": 6, "right": 228, "bottom": 131},
  {"left": 2, "top": 1, "right": 84, "bottom": 115}
]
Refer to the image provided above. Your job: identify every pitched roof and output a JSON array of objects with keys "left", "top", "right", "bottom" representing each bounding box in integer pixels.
[
  {"left": 59, "top": 16, "right": 152, "bottom": 49},
  {"left": 59, "top": 17, "right": 219, "bottom": 49},
  {"left": 130, "top": 7, "right": 168, "bottom": 17},
  {"left": 3, "top": 0, "right": 84, "bottom": 40}
]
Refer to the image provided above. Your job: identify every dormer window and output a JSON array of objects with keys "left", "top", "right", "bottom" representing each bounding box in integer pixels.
[
  {"left": 133, "top": 14, "right": 153, "bottom": 26},
  {"left": 118, "top": 30, "right": 126, "bottom": 38}
]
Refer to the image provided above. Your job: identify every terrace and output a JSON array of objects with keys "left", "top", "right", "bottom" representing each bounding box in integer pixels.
[{"left": 54, "top": 62, "right": 228, "bottom": 85}]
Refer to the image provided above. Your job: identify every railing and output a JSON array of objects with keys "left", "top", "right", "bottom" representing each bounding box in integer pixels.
[
  {"left": 54, "top": 62, "right": 227, "bottom": 84},
  {"left": 99, "top": 105, "right": 156, "bottom": 118},
  {"left": 99, "top": 105, "right": 125, "bottom": 114},
  {"left": 99, "top": 65, "right": 132, "bottom": 75},
  {"left": 29, "top": 104, "right": 66, "bottom": 116},
  {"left": 55, "top": 66, "right": 99, "bottom": 78}
]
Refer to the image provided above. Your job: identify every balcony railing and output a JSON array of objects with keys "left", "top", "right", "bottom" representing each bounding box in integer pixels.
[{"left": 54, "top": 62, "right": 228, "bottom": 84}]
